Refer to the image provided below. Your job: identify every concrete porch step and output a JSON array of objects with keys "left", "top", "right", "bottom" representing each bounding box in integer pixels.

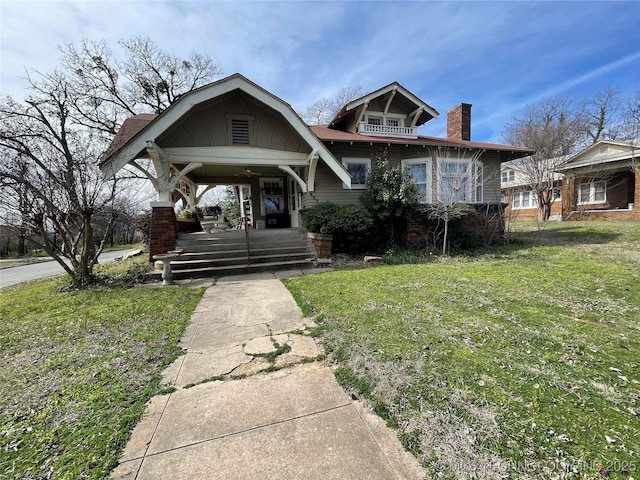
[
  {"left": 157, "top": 227, "right": 317, "bottom": 279},
  {"left": 175, "top": 240, "right": 311, "bottom": 253},
  {"left": 173, "top": 246, "right": 311, "bottom": 262},
  {"left": 170, "top": 252, "right": 313, "bottom": 271},
  {"left": 168, "top": 258, "right": 316, "bottom": 279}
]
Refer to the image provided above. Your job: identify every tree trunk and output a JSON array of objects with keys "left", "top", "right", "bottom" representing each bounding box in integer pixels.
[
  {"left": 18, "top": 232, "right": 26, "bottom": 256},
  {"left": 538, "top": 191, "right": 552, "bottom": 222},
  {"left": 443, "top": 219, "right": 449, "bottom": 256}
]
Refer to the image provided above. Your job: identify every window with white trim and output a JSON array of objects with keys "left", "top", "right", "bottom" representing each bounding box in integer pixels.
[
  {"left": 438, "top": 160, "right": 470, "bottom": 202},
  {"left": 402, "top": 158, "right": 431, "bottom": 203},
  {"left": 365, "top": 113, "right": 404, "bottom": 127},
  {"left": 501, "top": 169, "right": 515, "bottom": 183},
  {"left": 578, "top": 180, "right": 606, "bottom": 204},
  {"left": 342, "top": 157, "right": 370, "bottom": 189},
  {"left": 473, "top": 161, "right": 483, "bottom": 203},
  {"left": 511, "top": 191, "right": 538, "bottom": 209},
  {"left": 435, "top": 158, "right": 483, "bottom": 203}
]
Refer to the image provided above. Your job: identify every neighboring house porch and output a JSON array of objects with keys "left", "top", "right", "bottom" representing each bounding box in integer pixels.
[{"left": 558, "top": 140, "right": 639, "bottom": 221}]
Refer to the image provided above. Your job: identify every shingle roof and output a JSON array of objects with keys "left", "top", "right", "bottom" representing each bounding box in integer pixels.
[
  {"left": 310, "top": 125, "right": 534, "bottom": 160},
  {"left": 101, "top": 113, "right": 158, "bottom": 163},
  {"left": 102, "top": 114, "right": 534, "bottom": 166}
]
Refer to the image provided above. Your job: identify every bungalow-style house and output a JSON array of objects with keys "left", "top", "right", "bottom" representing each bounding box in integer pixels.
[
  {"left": 500, "top": 140, "right": 639, "bottom": 222},
  {"left": 101, "top": 73, "right": 533, "bottom": 264},
  {"left": 558, "top": 140, "right": 639, "bottom": 221}
]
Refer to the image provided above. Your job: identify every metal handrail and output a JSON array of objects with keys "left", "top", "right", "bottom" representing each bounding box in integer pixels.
[{"left": 243, "top": 216, "right": 250, "bottom": 268}]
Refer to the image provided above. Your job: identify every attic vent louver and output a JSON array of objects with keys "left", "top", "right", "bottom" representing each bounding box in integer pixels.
[{"left": 232, "top": 119, "right": 250, "bottom": 145}]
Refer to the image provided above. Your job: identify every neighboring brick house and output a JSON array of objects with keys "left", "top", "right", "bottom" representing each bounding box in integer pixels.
[
  {"left": 558, "top": 140, "right": 639, "bottom": 221},
  {"left": 500, "top": 160, "right": 563, "bottom": 221},
  {"left": 100, "top": 73, "right": 533, "bottom": 258},
  {"left": 500, "top": 140, "right": 639, "bottom": 222}
]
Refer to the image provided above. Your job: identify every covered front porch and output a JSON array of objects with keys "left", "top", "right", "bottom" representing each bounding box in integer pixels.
[
  {"left": 100, "top": 74, "right": 351, "bottom": 261},
  {"left": 561, "top": 166, "right": 639, "bottom": 222}
]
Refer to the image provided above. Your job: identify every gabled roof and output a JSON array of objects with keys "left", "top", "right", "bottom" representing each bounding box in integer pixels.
[
  {"left": 311, "top": 125, "right": 534, "bottom": 161},
  {"left": 102, "top": 113, "right": 158, "bottom": 161},
  {"left": 100, "top": 73, "right": 351, "bottom": 185},
  {"left": 328, "top": 81, "right": 439, "bottom": 128},
  {"left": 558, "top": 139, "right": 639, "bottom": 172}
]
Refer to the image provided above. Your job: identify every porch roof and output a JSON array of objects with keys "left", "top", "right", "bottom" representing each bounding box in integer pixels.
[
  {"left": 100, "top": 73, "right": 351, "bottom": 186},
  {"left": 558, "top": 139, "right": 639, "bottom": 172}
]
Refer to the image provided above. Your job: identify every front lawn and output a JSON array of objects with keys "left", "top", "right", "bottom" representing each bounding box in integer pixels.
[
  {"left": 0, "top": 258, "right": 204, "bottom": 479},
  {"left": 285, "top": 221, "right": 639, "bottom": 479}
]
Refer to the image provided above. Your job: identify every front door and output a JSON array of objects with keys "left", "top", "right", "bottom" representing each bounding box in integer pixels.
[{"left": 260, "top": 177, "right": 288, "bottom": 228}]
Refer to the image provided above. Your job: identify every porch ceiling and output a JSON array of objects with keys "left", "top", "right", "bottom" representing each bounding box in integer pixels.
[{"left": 174, "top": 163, "right": 286, "bottom": 184}]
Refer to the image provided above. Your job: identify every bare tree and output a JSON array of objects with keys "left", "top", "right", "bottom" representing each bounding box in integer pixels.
[
  {"left": 504, "top": 97, "right": 584, "bottom": 221},
  {"left": 60, "top": 36, "right": 222, "bottom": 134},
  {"left": 0, "top": 38, "right": 222, "bottom": 281},
  {"left": 300, "top": 86, "right": 363, "bottom": 125},
  {"left": 0, "top": 72, "right": 118, "bottom": 279},
  {"left": 621, "top": 89, "right": 640, "bottom": 140},
  {"left": 581, "top": 86, "right": 623, "bottom": 144},
  {"left": 425, "top": 147, "right": 481, "bottom": 255},
  {"left": 301, "top": 97, "right": 333, "bottom": 126}
]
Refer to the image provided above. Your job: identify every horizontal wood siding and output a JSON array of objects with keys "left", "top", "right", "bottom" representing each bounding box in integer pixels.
[
  {"left": 158, "top": 92, "right": 310, "bottom": 154},
  {"left": 481, "top": 153, "right": 502, "bottom": 204},
  {"left": 301, "top": 143, "right": 507, "bottom": 208},
  {"left": 302, "top": 162, "right": 365, "bottom": 208}
]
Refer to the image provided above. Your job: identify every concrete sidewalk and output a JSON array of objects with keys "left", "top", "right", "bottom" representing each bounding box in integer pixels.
[{"left": 111, "top": 270, "right": 426, "bottom": 480}]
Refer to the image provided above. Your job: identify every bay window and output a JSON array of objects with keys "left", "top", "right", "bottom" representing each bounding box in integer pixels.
[
  {"left": 402, "top": 157, "right": 483, "bottom": 204},
  {"left": 436, "top": 158, "right": 483, "bottom": 203}
]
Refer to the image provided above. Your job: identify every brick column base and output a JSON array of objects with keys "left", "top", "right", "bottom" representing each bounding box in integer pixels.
[
  {"left": 307, "top": 232, "right": 333, "bottom": 259},
  {"left": 149, "top": 204, "right": 178, "bottom": 262}
]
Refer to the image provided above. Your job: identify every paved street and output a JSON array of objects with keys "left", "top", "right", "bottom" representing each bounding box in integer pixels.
[{"left": 0, "top": 249, "right": 136, "bottom": 289}]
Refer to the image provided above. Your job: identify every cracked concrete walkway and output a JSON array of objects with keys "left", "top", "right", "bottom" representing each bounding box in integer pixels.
[{"left": 111, "top": 270, "right": 426, "bottom": 480}]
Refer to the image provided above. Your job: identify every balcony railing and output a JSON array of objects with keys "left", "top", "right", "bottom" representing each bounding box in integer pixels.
[{"left": 358, "top": 122, "right": 418, "bottom": 138}]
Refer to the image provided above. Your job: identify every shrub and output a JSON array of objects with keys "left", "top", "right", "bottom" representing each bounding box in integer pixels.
[
  {"left": 302, "top": 203, "right": 374, "bottom": 253},
  {"left": 302, "top": 202, "right": 373, "bottom": 234}
]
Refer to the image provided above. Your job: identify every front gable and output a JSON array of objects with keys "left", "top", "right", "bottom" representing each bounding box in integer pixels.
[
  {"left": 562, "top": 140, "right": 639, "bottom": 173},
  {"left": 157, "top": 91, "right": 310, "bottom": 153},
  {"left": 328, "top": 82, "right": 439, "bottom": 139},
  {"left": 100, "top": 73, "right": 351, "bottom": 187}
]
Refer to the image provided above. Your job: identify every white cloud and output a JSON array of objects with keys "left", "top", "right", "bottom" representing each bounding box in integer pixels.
[{"left": 1, "top": 0, "right": 639, "bottom": 142}]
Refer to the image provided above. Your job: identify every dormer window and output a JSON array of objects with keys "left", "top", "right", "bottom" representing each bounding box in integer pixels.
[
  {"left": 360, "top": 113, "right": 415, "bottom": 138},
  {"left": 501, "top": 169, "right": 515, "bottom": 183}
]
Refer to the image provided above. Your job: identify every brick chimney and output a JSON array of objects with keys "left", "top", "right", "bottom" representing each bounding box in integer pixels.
[{"left": 447, "top": 103, "right": 472, "bottom": 141}]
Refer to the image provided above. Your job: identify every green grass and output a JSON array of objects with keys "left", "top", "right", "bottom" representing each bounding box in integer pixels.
[
  {"left": 285, "top": 221, "right": 640, "bottom": 479},
  {"left": 0, "top": 244, "right": 142, "bottom": 269},
  {"left": 0, "top": 257, "right": 205, "bottom": 479}
]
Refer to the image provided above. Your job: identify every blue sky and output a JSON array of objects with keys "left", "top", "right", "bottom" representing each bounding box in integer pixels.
[{"left": 1, "top": 1, "right": 639, "bottom": 143}]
